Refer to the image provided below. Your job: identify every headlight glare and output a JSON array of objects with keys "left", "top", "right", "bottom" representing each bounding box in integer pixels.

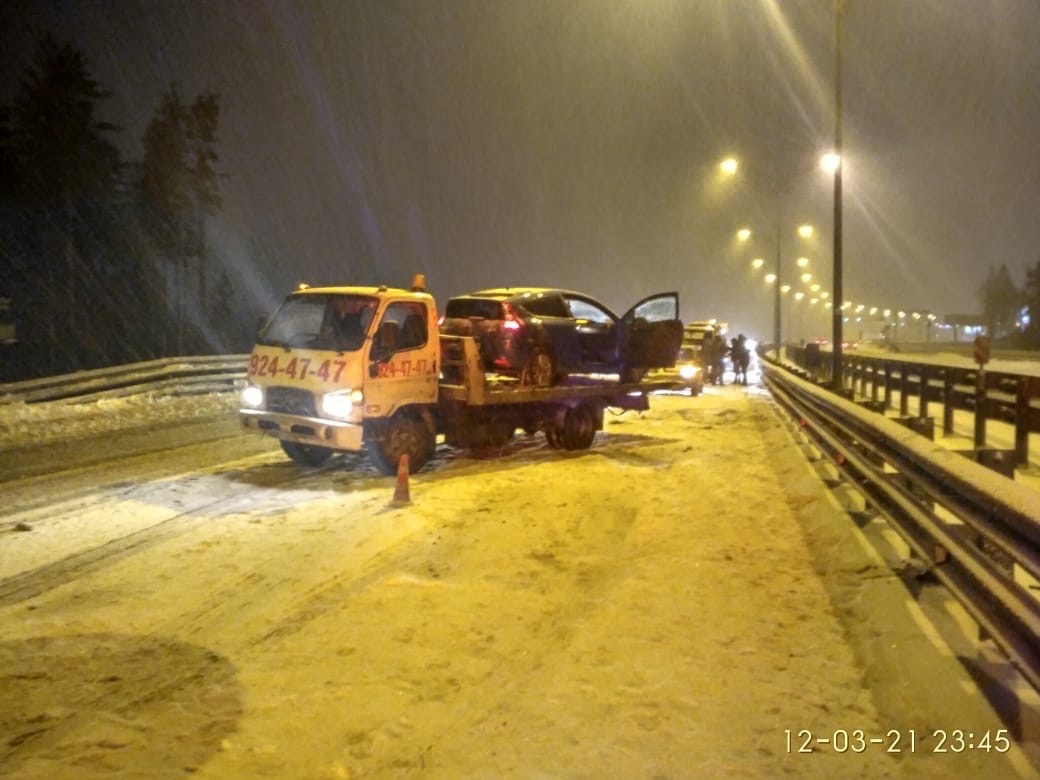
[
  {"left": 242, "top": 384, "right": 264, "bottom": 408},
  {"left": 322, "top": 389, "right": 357, "bottom": 420}
]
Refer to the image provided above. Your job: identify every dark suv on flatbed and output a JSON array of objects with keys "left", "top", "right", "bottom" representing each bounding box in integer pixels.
[{"left": 440, "top": 288, "right": 682, "bottom": 386}]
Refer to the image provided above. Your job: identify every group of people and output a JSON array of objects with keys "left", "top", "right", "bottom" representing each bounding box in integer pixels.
[{"left": 702, "top": 331, "right": 750, "bottom": 386}]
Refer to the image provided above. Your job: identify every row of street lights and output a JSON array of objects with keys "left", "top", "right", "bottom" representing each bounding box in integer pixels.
[
  {"left": 788, "top": 300, "right": 940, "bottom": 343},
  {"left": 738, "top": 261, "right": 943, "bottom": 347},
  {"left": 718, "top": 154, "right": 840, "bottom": 362},
  {"left": 712, "top": 1, "right": 845, "bottom": 385}
]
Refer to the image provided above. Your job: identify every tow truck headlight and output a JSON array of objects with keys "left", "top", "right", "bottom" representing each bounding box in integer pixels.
[
  {"left": 242, "top": 383, "right": 264, "bottom": 408},
  {"left": 679, "top": 363, "right": 699, "bottom": 380},
  {"left": 321, "top": 389, "right": 363, "bottom": 421}
]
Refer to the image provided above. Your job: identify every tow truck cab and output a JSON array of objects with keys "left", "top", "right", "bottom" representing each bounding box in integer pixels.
[{"left": 240, "top": 277, "right": 441, "bottom": 471}]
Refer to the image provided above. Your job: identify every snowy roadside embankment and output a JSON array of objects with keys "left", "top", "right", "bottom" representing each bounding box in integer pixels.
[{"left": 0, "top": 391, "right": 241, "bottom": 448}]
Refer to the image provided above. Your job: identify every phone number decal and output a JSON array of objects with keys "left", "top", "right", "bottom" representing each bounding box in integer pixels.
[
  {"left": 249, "top": 355, "right": 346, "bottom": 382},
  {"left": 375, "top": 359, "right": 435, "bottom": 379}
]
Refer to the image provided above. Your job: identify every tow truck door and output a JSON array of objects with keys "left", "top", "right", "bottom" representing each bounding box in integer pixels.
[{"left": 364, "top": 298, "right": 440, "bottom": 415}]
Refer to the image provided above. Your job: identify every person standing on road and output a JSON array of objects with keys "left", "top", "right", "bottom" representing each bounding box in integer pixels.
[
  {"left": 701, "top": 331, "right": 718, "bottom": 385},
  {"left": 731, "top": 334, "right": 750, "bottom": 385},
  {"left": 715, "top": 332, "right": 729, "bottom": 385}
]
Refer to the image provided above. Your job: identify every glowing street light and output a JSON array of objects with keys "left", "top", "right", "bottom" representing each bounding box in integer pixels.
[
  {"left": 720, "top": 157, "right": 739, "bottom": 176},
  {"left": 821, "top": 152, "right": 841, "bottom": 175},
  {"left": 765, "top": 273, "right": 777, "bottom": 284},
  {"left": 798, "top": 224, "right": 814, "bottom": 238},
  {"left": 800, "top": 272, "right": 813, "bottom": 283},
  {"left": 751, "top": 257, "right": 765, "bottom": 270},
  {"left": 737, "top": 227, "right": 752, "bottom": 241},
  {"left": 796, "top": 256, "right": 810, "bottom": 268}
]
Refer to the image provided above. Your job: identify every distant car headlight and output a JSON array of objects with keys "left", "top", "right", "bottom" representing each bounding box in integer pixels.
[
  {"left": 241, "top": 383, "right": 264, "bottom": 408},
  {"left": 321, "top": 389, "right": 363, "bottom": 421},
  {"left": 679, "top": 363, "right": 699, "bottom": 380}
]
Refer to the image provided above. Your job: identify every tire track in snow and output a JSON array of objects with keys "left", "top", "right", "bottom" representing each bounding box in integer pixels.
[{"left": 0, "top": 458, "right": 335, "bottom": 606}]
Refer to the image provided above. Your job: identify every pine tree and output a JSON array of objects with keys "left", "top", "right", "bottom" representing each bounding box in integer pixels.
[
  {"left": 978, "top": 264, "right": 1021, "bottom": 341},
  {"left": 138, "top": 86, "right": 222, "bottom": 355},
  {"left": 1022, "top": 257, "right": 1040, "bottom": 348},
  {"left": 4, "top": 34, "right": 124, "bottom": 376}
]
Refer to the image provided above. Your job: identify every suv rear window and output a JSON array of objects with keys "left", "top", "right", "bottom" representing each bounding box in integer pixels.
[
  {"left": 519, "top": 293, "right": 570, "bottom": 318},
  {"left": 445, "top": 298, "right": 504, "bottom": 320}
]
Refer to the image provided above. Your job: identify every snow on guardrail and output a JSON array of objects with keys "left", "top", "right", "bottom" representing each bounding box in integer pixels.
[
  {"left": 0, "top": 355, "right": 249, "bottom": 405},
  {"left": 0, "top": 356, "right": 249, "bottom": 447}
]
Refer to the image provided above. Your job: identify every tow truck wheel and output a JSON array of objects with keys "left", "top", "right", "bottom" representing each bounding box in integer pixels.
[
  {"left": 544, "top": 425, "right": 564, "bottom": 449},
  {"left": 561, "top": 403, "right": 597, "bottom": 450},
  {"left": 520, "top": 348, "right": 555, "bottom": 387},
  {"left": 369, "top": 414, "right": 434, "bottom": 476},
  {"left": 280, "top": 440, "right": 334, "bottom": 467}
]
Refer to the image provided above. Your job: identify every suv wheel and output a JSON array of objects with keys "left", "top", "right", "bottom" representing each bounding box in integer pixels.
[{"left": 520, "top": 348, "right": 555, "bottom": 387}]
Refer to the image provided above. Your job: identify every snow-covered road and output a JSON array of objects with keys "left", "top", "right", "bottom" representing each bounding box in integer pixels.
[{"left": 0, "top": 387, "right": 1037, "bottom": 778}]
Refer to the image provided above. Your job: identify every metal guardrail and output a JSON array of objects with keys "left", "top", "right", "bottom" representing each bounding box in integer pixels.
[
  {"left": 763, "top": 360, "right": 1040, "bottom": 697},
  {"left": 0, "top": 355, "right": 249, "bottom": 405},
  {"left": 787, "top": 345, "right": 1040, "bottom": 465}
]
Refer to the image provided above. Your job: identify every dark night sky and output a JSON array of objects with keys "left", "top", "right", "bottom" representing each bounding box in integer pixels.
[{"left": 4, "top": 0, "right": 1039, "bottom": 340}]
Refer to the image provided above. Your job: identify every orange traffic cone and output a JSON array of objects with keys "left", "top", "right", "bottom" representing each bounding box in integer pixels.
[{"left": 392, "top": 453, "right": 411, "bottom": 504}]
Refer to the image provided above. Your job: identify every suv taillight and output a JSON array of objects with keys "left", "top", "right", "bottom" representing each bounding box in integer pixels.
[{"left": 501, "top": 303, "right": 523, "bottom": 331}]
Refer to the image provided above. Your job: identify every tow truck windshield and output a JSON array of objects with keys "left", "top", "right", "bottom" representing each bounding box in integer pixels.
[{"left": 258, "top": 293, "right": 378, "bottom": 352}]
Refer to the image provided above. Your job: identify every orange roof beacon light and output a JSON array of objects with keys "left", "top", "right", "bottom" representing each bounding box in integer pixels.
[
  {"left": 297, "top": 282, "right": 310, "bottom": 290},
  {"left": 411, "top": 273, "right": 426, "bottom": 292}
]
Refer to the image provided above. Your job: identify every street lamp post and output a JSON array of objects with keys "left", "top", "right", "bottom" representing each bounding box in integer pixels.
[
  {"left": 830, "top": 1, "right": 845, "bottom": 390},
  {"left": 773, "top": 223, "right": 782, "bottom": 361}
]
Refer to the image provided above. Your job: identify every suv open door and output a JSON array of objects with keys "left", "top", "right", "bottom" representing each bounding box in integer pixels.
[{"left": 619, "top": 292, "right": 683, "bottom": 369}]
